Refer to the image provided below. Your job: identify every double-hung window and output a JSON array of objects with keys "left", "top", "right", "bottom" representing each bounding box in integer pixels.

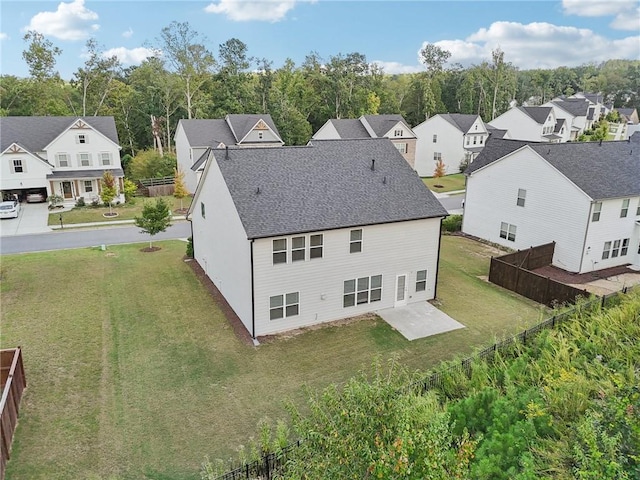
[
  {"left": 78, "top": 153, "right": 91, "bottom": 167},
  {"left": 343, "top": 275, "right": 382, "bottom": 307},
  {"left": 291, "top": 236, "right": 305, "bottom": 262},
  {"left": 12, "top": 159, "right": 24, "bottom": 173},
  {"left": 310, "top": 234, "right": 323, "bottom": 259},
  {"left": 84, "top": 180, "right": 93, "bottom": 193},
  {"left": 500, "top": 222, "right": 517, "bottom": 242},
  {"left": 56, "top": 153, "right": 70, "bottom": 167},
  {"left": 273, "top": 239, "right": 287, "bottom": 264},
  {"left": 100, "top": 152, "right": 112, "bottom": 166},
  {"left": 269, "top": 292, "right": 299, "bottom": 320},
  {"left": 517, "top": 189, "right": 526, "bottom": 207},
  {"left": 592, "top": 202, "right": 602, "bottom": 222},
  {"left": 620, "top": 199, "right": 630, "bottom": 217},
  {"left": 350, "top": 229, "right": 362, "bottom": 253}
]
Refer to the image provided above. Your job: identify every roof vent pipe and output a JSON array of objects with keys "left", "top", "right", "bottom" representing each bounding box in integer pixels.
[
  {"left": 371, "top": 159, "right": 375, "bottom": 171},
  {"left": 225, "top": 145, "right": 229, "bottom": 159},
  {"left": 383, "top": 176, "right": 387, "bottom": 185}
]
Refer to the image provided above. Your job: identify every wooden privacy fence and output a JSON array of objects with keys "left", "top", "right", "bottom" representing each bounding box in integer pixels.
[
  {"left": 137, "top": 177, "right": 175, "bottom": 197},
  {"left": 1, "top": 347, "right": 27, "bottom": 480},
  {"left": 489, "top": 242, "right": 588, "bottom": 306}
]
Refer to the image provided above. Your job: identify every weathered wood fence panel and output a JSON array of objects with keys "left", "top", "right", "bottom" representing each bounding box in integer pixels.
[
  {"left": 489, "top": 243, "right": 589, "bottom": 306},
  {"left": 1, "top": 347, "right": 27, "bottom": 480}
]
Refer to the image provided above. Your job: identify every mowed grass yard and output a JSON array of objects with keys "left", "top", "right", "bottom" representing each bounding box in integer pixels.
[
  {"left": 47, "top": 195, "right": 192, "bottom": 226},
  {"left": 1, "top": 236, "right": 546, "bottom": 479},
  {"left": 422, "top": 173, "right": 466, "bottom": 193}
]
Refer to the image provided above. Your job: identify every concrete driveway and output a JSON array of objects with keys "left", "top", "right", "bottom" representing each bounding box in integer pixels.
[
  {"left": 0, "top": 202, "right": 51, "bottom": 237},
  {"left": 377, "top": 301, "right": 465, "bottom": 341}
]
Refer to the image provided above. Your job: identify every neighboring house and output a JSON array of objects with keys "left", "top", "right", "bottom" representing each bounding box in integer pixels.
[
  {"left": 489, "top": 106, "right": 563, "bottom": 143},
  {"left": 544, "top": 97, "right": 591, "bottom": 141},
  {"left": 462, "top": 134, "right": 640, "bottom": 274},
  {"left": 571, "top": 92, "right": 610, "bottom": 124},
  {"left": 617, "top": 107, "right": 639, "bottom": 125},
  {"left": 0, "top": 116, "right": 123, "bottom": 203},
  {"left": 413, "top": 114, "right": 489, "bottom": 176},
  {"left": 188, "top": 138, "right": 448, "bottom": 338},
  {"left": 312, "top": 115, "right": 417, "bottom": 168},
  {"left": 175, "top": 114, "right": 284, "bottom": 193}
]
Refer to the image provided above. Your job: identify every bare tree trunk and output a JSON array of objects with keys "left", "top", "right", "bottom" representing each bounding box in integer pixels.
[{"left": 151, "top": 115, "right": 164, "bottom": 157}]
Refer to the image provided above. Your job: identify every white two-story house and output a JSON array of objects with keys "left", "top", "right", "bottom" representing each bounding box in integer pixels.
[
  {"left": 0, "top": 116, "right": 123, "bottom": 203},
  {"left": 188, "top": 138, "right": 448, "bottom": 338},
  {"left": 489, "top": 106, "right": 565, "bottom": 143},
  {"left": 462, "top": 134, "right": 640, "bottom": 274},
  {"left": 413, "top": 114, "right": 490, "bottom": 176},
  {"left": 312, "top": 115, "right": 417, "bottom": 169},
  {"left": 175, "top": 114, "right": 284, "bottom": 193},
  {"left": 544, "top": 97, "right": 591, "bottom": 141}
]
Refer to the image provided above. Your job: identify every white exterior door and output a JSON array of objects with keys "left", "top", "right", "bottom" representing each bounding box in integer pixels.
[{"left": 394, "top": 274, "right": 408, "bottom": 307}]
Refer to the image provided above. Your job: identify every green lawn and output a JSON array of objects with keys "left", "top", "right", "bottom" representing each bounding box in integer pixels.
[
  {"left": 422, "top": 173, "right": 466, "bottom": 193},
  {"left": 1, "top": 236, "right": 546, "bottom": 479},
  {"left": 48, "top": 195, "right": 192, "bottom": 226}
]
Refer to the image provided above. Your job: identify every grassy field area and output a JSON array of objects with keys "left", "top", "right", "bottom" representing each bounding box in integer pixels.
[
  {"left": 1, "top": 236, "right": 546, "bottom": 479},
  {"left": 47, "top": 195, "right": 192, "bottom": 226},
  {"left": 422, "top": 173, "right": 466, "bottom": 193}
]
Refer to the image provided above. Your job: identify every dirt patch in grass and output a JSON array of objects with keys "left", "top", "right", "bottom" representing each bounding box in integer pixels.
[
  {"left": 140, "top": 246, "right": 162, "bottom": 252},
  {"left": 258, "top": 313, "right": 378, "bottom": 344}
]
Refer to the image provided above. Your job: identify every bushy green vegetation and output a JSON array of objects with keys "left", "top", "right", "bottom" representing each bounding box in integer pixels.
[
  {"left": 442, "top": 214, "right": 462, "bottom": 232},
  {"left": 212, "top": 290, "right": 639, "bottom": 479}
]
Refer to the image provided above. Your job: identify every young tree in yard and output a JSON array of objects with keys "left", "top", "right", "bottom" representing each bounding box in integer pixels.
[
  {"left": 123, "top": 178, "right": 138, "bottom": 203},
  {"left": 173, "top": 166, "right": 188, "bottom": 212},
  {"left": 134, "top": 198, "right": 172, "bottom": 250},
  {"left": 434, "top": 158, "right": 447, "bottom": 178},
  {"left": 100, "top": 170, "right": 118, "bottom": 215}
]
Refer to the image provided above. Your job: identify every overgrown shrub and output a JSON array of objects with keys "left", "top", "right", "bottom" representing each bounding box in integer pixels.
[
  {"left": 442, "top": 214, "right": 462, "bottom": 232},
  {"left": 186, "top": 236, "right": 193, "bottom": 258}
]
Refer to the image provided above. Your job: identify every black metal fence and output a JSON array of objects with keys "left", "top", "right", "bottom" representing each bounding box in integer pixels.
[
  {"left": 214, "top": 286, "right": 637, "bottom": 480},
  {"left": 489, "top": 242, "right": 589, "bottom": 306}
]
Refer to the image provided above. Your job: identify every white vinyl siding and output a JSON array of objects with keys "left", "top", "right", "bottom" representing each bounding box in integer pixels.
[
  {"left": 252, "top": 218, "right": 442, "bottom": 336},
  {"left": 462, "top": 146, "right": 591, "bottom": 273}
]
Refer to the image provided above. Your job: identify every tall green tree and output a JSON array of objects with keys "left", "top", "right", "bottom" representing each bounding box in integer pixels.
[
  {"left": 158, "top": 21, "right": 215, "bottom": 119},
  {"left": 73, "top": 38, "right": 121, "bottom": 116}
]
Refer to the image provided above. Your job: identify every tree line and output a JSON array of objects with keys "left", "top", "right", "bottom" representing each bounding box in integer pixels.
[{"left": 2, "top": 22, "right": 639, "bottom": 156}]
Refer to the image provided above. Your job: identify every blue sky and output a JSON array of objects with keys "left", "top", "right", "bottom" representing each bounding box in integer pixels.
[{"left": 1, "top": 0, "right": 638, "bottom": 79}]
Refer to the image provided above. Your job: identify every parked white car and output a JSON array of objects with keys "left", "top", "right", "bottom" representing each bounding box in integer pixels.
[{"left": 0, "top": 201, "right": 20, "bottom": 219}]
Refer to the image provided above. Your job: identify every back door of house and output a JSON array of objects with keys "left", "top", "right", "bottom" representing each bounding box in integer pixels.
[{"left": 395, "top": 274, "right": 408, "bottom": 307}]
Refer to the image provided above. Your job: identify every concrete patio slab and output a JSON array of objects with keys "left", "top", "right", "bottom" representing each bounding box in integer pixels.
[{"left": 377, "top": 301, "right": 465, "bottom": 341}]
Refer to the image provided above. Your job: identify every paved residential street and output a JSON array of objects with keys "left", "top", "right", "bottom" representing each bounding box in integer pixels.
[{"left": 0, "top": 221, "right": 192, "bottom": 255}]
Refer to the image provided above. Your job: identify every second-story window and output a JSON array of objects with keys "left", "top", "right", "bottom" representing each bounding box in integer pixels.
[
  {"left": 78, "top": 153, "right": 91, "bottom": 167},
  {"left": 350, "top": 229, "right": 362, "bottom": 253},
  {"left": 100, "top": 152, "right": 112, "bottom": 166},
  {"left": 273, "top": 239, "right": 287, "bottom": 264},
  {"left": 592, "top": 202, "right": 602, "bottom": 222},
  {"left": 432, "top": 134, "right": 437, "bottom": 143},
  {"left": 620, "top": 199, "right": 630, "bottom": 218},
  {"left": 56, "top": 153, "right": 70, "bottom": 167},
  {"left": 12, "top": 159, "right": 24, "bottom": 173},
  {"left": 77, "top": 134, "right": 88, "bottom": 144},
  {"left": 517, "top": 189, "right": 526, "bottom": 207},
  {"left": 310, "top": 234, "right": 323, "bottom": 259},
  {"left": 291, "top": 236, "right": 305, "bottom": 262}
]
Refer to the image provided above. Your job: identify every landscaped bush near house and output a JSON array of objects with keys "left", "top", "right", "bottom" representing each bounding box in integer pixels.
[
  {"left": 186, "top": 236, "right": 194, "bottom": 258},
  {"left": 75, "top": 197, "right": 85, "bottom": 207},
  {"left": 442, "top": 214, "right": 462, "bottom": 232}
]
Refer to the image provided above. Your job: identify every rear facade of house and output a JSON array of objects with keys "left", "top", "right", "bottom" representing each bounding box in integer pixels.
[{"left": 190, "top": 138, "right": 448, "bottom": 337}]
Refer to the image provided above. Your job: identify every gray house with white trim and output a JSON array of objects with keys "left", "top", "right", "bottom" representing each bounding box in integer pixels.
[
  {"left": 188, "top": 138, "right": 448, "bottom": 338},
  {"left": 175, "top": 114, "right": 284, "bottom": 193},
  {"left": 462, "top": 134, "right": 640, "bottom": 274}
]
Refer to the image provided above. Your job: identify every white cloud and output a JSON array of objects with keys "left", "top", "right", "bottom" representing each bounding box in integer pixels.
[
  {"left": 372, "top": 61, "right": 422, "bottom": 75},
  {"left": 562, "top": 0, "right": 636, "bottom": 17},
  {"left": 122, "top": 27, "right": 133, "bottom": 39},
  {"left": 204, "top": 0, "right": 300, "bottom": 22},
  {"left": 610, "top": 7, "right": 640, "bottom": 30},
  {"left": 0, "top": 33, "right": 8, "bottom": 41},
  {"left": 103, "top": 47, "right": 158, "bottom": 66},
  {"left": 420, "top": 21, "right": 640, "bottom": 70},
  {"left": 563, "top": 0, "right": 639, "bottom": 30},
  {"left": 24, "top": 0, "right": 99, "bottom": 41}
]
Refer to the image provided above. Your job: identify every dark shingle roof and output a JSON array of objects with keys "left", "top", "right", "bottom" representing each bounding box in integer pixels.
[
  {"left": 330, "top": 119, "right": 371, "bottom": 138},
  {"left": 552, "top": 98, "right": 590, "bottom": 116},
  {"left": 467, "top": 137, "right": 640, "bottom": 200},
  {"left": 486, "top": 126, "right": 509, "bottom": 139},
  {"left": 213, "top": 138, "right": 447, "bottom": 239},
  {"left": 0, "top": 116, "right": 119, "bottom": 152},
  {"left": 521, "top": 106, "right": 552, "bottom": 125},
  {"left": 179, "top": 119, "right": 237, "bottom": 147},
  {"left": 179, "top": 114, "right": 282, "bottom": 147},
  {"left": 441, "top": 113, "right": 478, "bottom": 133},
  {"left": 362, "top": 114, "right": 413, "bottom": 137},
  {"left": 226, "top": 114, "right": 281, "bottom": 142}
]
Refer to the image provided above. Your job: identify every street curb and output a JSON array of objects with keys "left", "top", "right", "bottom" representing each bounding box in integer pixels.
[{"left": 50, "top": 216, "right": 188, "bottom": 230}]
